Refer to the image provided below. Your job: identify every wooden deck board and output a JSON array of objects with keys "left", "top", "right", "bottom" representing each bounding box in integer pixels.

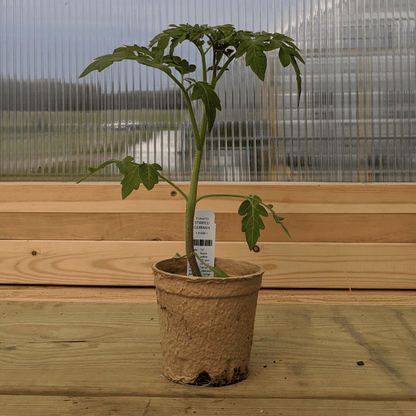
[
  {"left": 1, "top": 300, "right": 415, "bottom": 403},
  {"left": 2, "top": 396, "right": 416, "bottom": 416}
]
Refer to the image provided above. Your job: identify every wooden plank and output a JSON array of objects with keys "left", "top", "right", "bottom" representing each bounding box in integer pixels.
[
  {"left": 2, "top": 182, "right": 416, "bottom": 204},
  {"left": 1, "top": 241, "right": 415, "bottom": 289},
  {"left": 1, "top": 286, "right": 416, "bottom": 305},
  {"left": 257, "top": 290, "right": 416, "bottom": 305},
  {"left": 2, "top": 396, "right": 416, "bottom": 416},
  {"left": 1, "top": 212, "right": 415, "bottom": 243},
  {"left": 3, "top": 200, "right": 416, "bottom": 213},
  {"left": 2, "top": 183, "right": 415, "bottom": 243},
  {"left": 1, "top": 302, "right": 415, "bottom": 400}
]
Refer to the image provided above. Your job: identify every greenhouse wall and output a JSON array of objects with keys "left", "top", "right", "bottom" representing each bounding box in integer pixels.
[{"left": 0, "top": 0, "right": 415, "bottom": 182}]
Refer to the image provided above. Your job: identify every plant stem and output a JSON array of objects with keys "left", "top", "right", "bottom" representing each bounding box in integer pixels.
[
  {"left": 158, "top": 173, "right": 188, "bottom": 201},
  {"left": 212, "top": 53, "right": 236, "bottom": 87},
  {"left": 198, "top": 45, "right": 208, "bottom": 83},
  {"left": 186, "top": 148, "right": 203, "bottom": 276},
  {"left": 165, "top": 74, "right": 202, "bottom": 149},
  {"left": 196, "top": 193, "right": 248, "bottom": 203}
]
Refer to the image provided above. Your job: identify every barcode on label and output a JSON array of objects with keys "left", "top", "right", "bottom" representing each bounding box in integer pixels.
[{"left": 193, "top": 239, "right": 213, "bottom": 247}]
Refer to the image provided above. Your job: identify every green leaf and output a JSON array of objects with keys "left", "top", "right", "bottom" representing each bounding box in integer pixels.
[
  {"left": 148, "top": 33, "right": 170, "bottom": 51},
  {"left": 120, "top": 164, "right": 142, "bottom": 200},
  {"left": 139, "top": 163, "right": 163, "bottom": 191},
  {"left": 235, "top": 38, "right": 268, "bottom": 81},
  {"left": 208, "top": 265, "right": 229, "bottom": 278},
  {"left": 79, "top": 46, "right": 173, "bottom": 79},
  {"left": 278, "top": 48, "right": 291, "bottom": 67},
  {"left": 193, "top": 252, "right": 229, "bottom": 278},
  {"left": 76, "top": 159, "right": 118, "bottom": 183},
  {"left": 272, "top": 33, "right": 296, "bottom": 44},
  {"left": 238, "top": 195, "right": 268, "bottom": 250},
  {"left": 79, "top": 50, "right": 135, "bottom": 77},
  {"left": 290, "top": 56, "right": 303, "bottom": 107},
  {"left": 77, "top": 156, "right": 164, "bottom": 200},
  {"left": 264, "top": 204, "right": 292, "bottom": 239},
  {"left": 190, "top": 81, "right": 222, "bottom": 132},
  {"left": 163, "top": 55, "right": 196, "bottom": 76},
  {"left": 115, "top": 156, "right": 135, "bottom": 176}
]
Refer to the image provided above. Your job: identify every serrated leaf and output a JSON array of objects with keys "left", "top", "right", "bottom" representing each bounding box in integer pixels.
[
  {"left": 163, "top": 55, "right": 196, "bottom": 76},
  {"left": 234, "top": 40, "right": 250, "bottom": 59},
  {"left": 148, "top": 32, "right": 170, "bottom": 50},
  {"left": 236, "top": 38, "right": 268, "bottom": 81},
  {"left": 266, "top": 204, "right": 292, "bottom": 239},
  {"left": 115, "top": 156, "right": 135, "bottom": 176},
  {"left": 138, "top": 163, "right": 163, "bottom": 191},
  {"left": 238, "top": 197, "right": 268, "bottom": 250},
  {"left": 272, "top": 33, "right": 295, "bottom": 44},
  {"left": 120, "top": 164, "right": 142, "bottom": 199},
  {"left": 79, "top": 46, "right": 173, "bottom": 79},
  {"left": 191, "top": 81, "right": 221, "bottom": 132},
  {"left": 79, "top": 50, "right": 136, "bottom": 77}
]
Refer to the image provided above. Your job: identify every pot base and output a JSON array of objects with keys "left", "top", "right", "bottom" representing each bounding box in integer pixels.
[{"left": 166, "top": 368, "right": 249, "bottom": 387}]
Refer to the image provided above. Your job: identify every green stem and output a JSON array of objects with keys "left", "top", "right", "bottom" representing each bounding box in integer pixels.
[
  {"left": 212, "top": 52, "right": 236, "bottom": 88},
  {"left": 211, "top": 54, "right": 219, "bottom": 84},
  {"left": 166, "top": 73, "right": 202, "bottom": 149},
  {"left": 199, "top": 110, "right": 209, "bottom": 150},
  {"left": 158, "top": 173, "right": 188, "bottom": 201},
  {"left": 197, "top": 45, "right": 208, "bottom": 83},
  {"left": 196, "top": 193, "right": 248, "bottom": 203},
  {"left": 186, "top": 148, "right": 203, "bottom": 276}
]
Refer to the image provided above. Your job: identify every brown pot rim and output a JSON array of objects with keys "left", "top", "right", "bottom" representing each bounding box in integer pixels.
[{"left": 152, "top": 257, "right": 265, "bottom": 283}]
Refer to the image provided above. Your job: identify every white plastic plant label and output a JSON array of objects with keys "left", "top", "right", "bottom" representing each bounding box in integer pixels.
[{"left": 187, "top": 210, "right": 216, "bottom": 277}]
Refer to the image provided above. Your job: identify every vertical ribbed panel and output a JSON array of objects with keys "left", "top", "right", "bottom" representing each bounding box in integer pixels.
[{"left": 0, "top": 0, "right": 415, "bottom": 182}]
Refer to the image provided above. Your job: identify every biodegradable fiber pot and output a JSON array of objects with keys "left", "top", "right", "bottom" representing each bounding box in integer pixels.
[{"left": 152, "top": 257, "right": 264, "bottom": 387}]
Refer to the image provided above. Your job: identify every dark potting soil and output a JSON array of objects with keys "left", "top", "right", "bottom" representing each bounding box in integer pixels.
[{"left": 189, "top": 367, "right": 249, "bottom": 387}]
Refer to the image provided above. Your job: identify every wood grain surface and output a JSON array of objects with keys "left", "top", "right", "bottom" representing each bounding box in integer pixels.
[
  {"left": 2, "top": 396, "right": 416, "bottom": 416},
  {"left": 1, "top": 240, "right": 415, "bottom": 289},
  {"left": 1, "top": 184, "right": 415, "bottom": 244},
  {"left": 1, "top": 286, "right": 416, "bottom": 305},
  {"left": 1, "top": 182, "right": 415, "bottom": 288},
  {"left": 1, "top": 183, "right": 416, "bottom": 414},
  {"left": 2, "top": 182, "right": 416, "bottom": 204},
  {"left": 1, "top": 211, "right": 416, "bottom": 243},
  {"left": 1, "top": 300, "right": 415, "bottom": 415}
]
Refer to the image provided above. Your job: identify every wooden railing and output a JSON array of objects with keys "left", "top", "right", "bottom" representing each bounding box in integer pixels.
[{"left": 1, "top": 182, "right": 415, "bottom": 292}]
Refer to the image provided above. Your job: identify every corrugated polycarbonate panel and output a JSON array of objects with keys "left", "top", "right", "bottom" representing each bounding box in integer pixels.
[{"left": 0, "top": 0, "right": 415, "bottom": 182}]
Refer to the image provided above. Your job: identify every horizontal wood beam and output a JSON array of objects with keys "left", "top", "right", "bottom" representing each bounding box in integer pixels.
[
  {"left": 1, "top": 182, "right": 415, "bottom": 290},
  {"left": 2, "top": 182, "right": 416, "bottom": 204},
  {"left": 1, "top": 212, "right": 415, "bottom": 243},
  {"left": 1, "top": 241, "right": 415, "bottom": 289}
]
